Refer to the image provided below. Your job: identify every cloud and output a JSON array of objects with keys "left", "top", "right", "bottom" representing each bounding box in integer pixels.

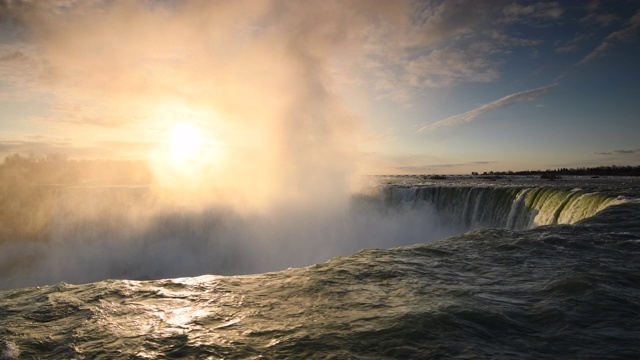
[
  {"left": 580, "top": 0, "right": 620, "bottom": 27},
  {"left": 406, "top": 47, "right": 500, "bottom": 88},
  {"left": 502, "top": 2, "right": 564, "bottom": 24},
  {"left": 0, "top": 44, "right": 43, "bottom": 100},
  {"left": 407, "top": 0, "right": 494, "bottom": 48},
  {"left": 554, "top": 33, "right": 593, "bottom": 54},
  {"left": 579, "top": 9, "right": 640, "bottom": 64},
  {"left": 418, "top": 83, "right": 557, "bottom": 132},
  {"left": 581, "top": 12, "right": 619, "bottom": 27},
  {"left": 364, "top": 1, "right": 561, "bottom": 104},
  {"left": 555, "top": 44, "right": 579, "bottom": 53},
  {"left": 0, "top": 50, "right": 26, "bottom": 62},
  {"left": 594, "top": 148, "right": 640, "bottom": 155},
  {"left": 2, "top": 0, "right": 567, "bottom": 112},
  {"left": 467, "top": 161, "right": 495, "bottom": 165},
  {"left": 3, "top": 0, "right": 437, "bottom": 207}
]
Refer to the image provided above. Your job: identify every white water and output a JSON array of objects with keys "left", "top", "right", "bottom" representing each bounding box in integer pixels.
[{"left": 383, "top": 184, "right": 625, "bottom": 230}]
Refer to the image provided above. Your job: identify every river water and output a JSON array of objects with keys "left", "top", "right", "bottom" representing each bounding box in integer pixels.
[{"left": 1, "top": 176, "right": 639, "bottom": 358}]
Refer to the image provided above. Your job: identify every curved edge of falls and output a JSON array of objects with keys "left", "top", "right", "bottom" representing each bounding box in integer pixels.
[{"left": 381, "top": 185, "right": 628, "bottom": 231}]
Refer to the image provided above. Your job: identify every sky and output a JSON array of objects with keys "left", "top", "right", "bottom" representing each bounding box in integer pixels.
[{"left": 1, "top": 0, "right": 639, "bottom": 177}]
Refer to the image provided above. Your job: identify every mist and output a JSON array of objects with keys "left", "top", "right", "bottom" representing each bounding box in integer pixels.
[
  {"left": 0, "top": 1, "right": 451, "bottom": 289},
  {"left": 4, "top": 0, "right": 412, "bottom": 207},
  {"left": 0, "top": 183, "right": 465, "bottom": 289}
]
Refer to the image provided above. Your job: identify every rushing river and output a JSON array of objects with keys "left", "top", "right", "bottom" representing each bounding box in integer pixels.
[{"left": 1, "top": 176, "right": 640, "bottom": 358}]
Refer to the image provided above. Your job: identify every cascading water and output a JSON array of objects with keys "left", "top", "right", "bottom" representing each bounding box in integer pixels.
[{"left": 382, "top": 184, "right": 625, "bottom": 231}]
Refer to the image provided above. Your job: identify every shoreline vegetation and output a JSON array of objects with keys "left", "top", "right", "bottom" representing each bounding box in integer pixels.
[
  {"left": 471, "top": 165, "right": 640, "bottom": 178},
  {"left": 391, "top": 166, "right": 640, "bottom": 180}
]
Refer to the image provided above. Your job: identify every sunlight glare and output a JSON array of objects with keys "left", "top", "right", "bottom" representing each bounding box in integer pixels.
[{"left": 170, "top": 123, "right": 203, "bottom": 160}]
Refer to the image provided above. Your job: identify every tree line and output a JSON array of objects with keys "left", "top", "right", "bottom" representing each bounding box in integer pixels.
[{"left": 476, "top": 165, "right": 640, "bottom": 177}]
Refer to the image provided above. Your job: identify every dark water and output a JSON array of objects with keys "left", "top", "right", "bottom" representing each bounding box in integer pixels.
[{"left": 1, "top": 177, "right": 640, "bottom": 358}]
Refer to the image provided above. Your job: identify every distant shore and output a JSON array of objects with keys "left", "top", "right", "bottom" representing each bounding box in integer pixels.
[{"left": 472, "top": 165, "right": 640, "bottom": 177}]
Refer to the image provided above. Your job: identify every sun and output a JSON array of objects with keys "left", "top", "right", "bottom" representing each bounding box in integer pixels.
[{"left": 170, "top": 123, "right": 203, "bottom": 160}]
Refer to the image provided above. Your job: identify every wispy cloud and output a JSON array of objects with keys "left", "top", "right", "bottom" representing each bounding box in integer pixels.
[
  {"left": 0, "top": 44, "right": 43, "bottom": 100},
  {"left": 418, "top": 83, "right": 557, "bottom": 132},
  {"left": 0, "top": 51, "right": 26, "bottom": 62},
  {"left": 502, "top": 2, "right": 564, "bottom": 24},
  {"left": 594, "top": 148, "right": 640, "bottom": 155},
  {"left": 579, "top": 9, "right": 640, "bottom": 64},
  {"left": 406, "top": 47, "right": 500, "bottom": 88},
  {"left": 363, "top": 1, "right": 555, "bottom": 104}
]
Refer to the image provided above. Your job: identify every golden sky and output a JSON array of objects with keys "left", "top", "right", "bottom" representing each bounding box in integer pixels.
[{"left": 1, "top": 0, "right": 639, "bottom": 180}]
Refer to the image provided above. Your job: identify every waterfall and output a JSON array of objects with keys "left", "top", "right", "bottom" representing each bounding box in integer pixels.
[{"left": 382, "top": 185, "right": 623, "bottom": 230}]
